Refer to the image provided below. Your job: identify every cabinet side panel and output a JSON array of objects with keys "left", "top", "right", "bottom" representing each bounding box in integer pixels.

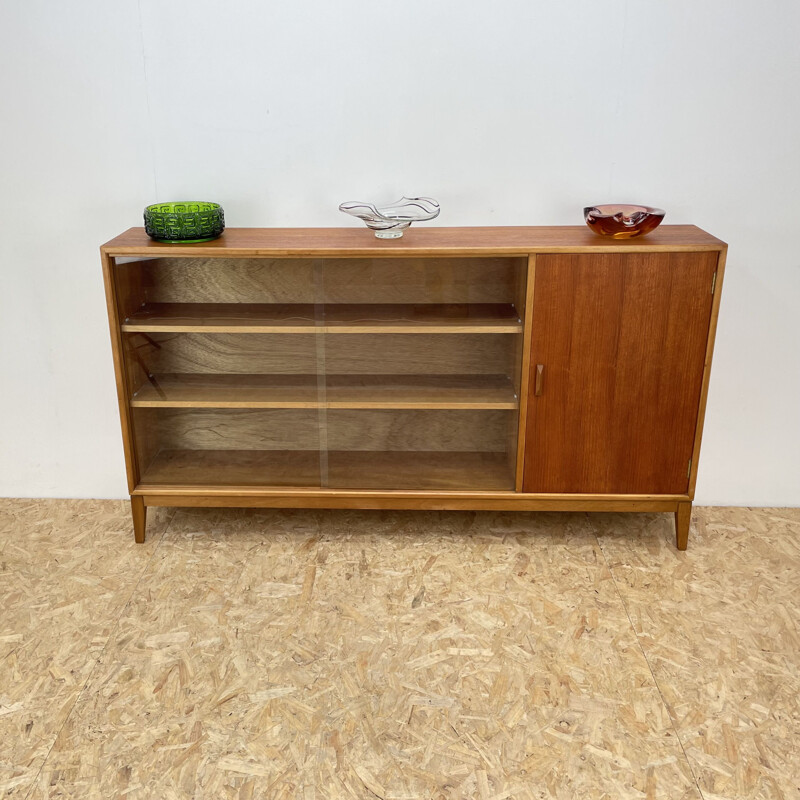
[
  {"left": 102, "top": 253, "right": 141, "bottom": 492},
  {"left": 523, "top": 251, "right": 717, "bottom": 494},
  {"left": 113, "top": 261, "right": 149, "bottom": 394},
  {"left": 688, "top": 248, "right": 726, "bottom": 496}
]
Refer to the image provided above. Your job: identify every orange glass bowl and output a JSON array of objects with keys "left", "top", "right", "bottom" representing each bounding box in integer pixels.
[{"left": 584, "top": 204, "right": 665, "bottom": 239}]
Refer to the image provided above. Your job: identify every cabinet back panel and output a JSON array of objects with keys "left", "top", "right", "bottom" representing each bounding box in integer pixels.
[
  {"left": 142, "top": 259, "right": 316, "bottom": 304},
  {"left": 131, "top": 333, "right": 319, "bottom": 376},
  {"left": 523, "top": 251, "right": 717, "bottom": 494},
  {"left": 325, "top": 409, "right": 510, "bottom": 452},
  {"left": 321, "top": 258, "right": 524, "bottom": 304},
  {"left": 129, "top": 332, "right": 517, "bottom": 380},
  {"left": 136, "top": 408, "right": 322, "bottom": 451},
  {"left": 138, "top": 257, "right": 524, "bottom": 305},
  {"left": 324, "top": 334, "right": 517, "bottom": 376},
  {"left": 132, "top": 407, "right": 509, "bottom": 463}
]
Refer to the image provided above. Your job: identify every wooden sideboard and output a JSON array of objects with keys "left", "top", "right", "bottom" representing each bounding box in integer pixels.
[{"left": 101, "top": 226, "right": 726, "bottom": 548}]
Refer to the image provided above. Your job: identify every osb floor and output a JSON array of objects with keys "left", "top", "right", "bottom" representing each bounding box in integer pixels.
[{"left": 1, "top": 501, "right": 798, "bottom": 800}]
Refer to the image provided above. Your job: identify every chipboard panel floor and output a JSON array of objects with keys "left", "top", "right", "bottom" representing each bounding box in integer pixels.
[{"left": 0, "top": 499, "right": 798, "bottom": 799}]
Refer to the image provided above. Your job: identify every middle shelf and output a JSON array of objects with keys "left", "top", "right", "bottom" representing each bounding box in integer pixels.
[
  {"left": 131, "top": 373, "right": 519, "bottom": 410},
  {"left": 121, "top": 303, "right": 523, "bottom": 334}
]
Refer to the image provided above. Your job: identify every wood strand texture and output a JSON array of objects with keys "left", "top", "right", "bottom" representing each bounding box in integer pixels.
[{"left": 2, "top": 500, "right": 798, "bottom": 799}]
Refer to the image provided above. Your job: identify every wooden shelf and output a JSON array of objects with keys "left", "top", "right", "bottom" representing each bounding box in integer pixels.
[
  {"left": 123, "top": 303, "right": 316, "bottom": 333},
  {"left": 132, "top": 374, "right": 319, "bottom": 408},
  {"left": 131, "top": 374, "right": 518, "bottom": 410},
  {"left": 324, "top": 305, "right": 521, "bottom": 333},
  {"left": 122, "top": 303, "right": 522, "bottom": 334},
  {"left": 138, "top": 449, "right": 513, "bottom": 491}
]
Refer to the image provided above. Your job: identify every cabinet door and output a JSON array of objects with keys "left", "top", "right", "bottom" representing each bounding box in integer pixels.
[{"left": 522, "top": 251, "right": 718, "bottom": 494}]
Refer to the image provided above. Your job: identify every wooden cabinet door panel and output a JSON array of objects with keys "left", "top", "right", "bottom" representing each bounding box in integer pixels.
[{"left": 523, "top": 252, "right": 717, "bottom": 494}]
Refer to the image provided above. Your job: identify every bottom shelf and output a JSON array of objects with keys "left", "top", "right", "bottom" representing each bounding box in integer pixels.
[{"left": 139, "top": 449, "right": 513, "bottom": 491}]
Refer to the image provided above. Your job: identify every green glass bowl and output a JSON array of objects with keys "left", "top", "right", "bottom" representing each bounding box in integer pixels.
[{"left": 143, "top": 201, "right": 225, "bottom": 243}]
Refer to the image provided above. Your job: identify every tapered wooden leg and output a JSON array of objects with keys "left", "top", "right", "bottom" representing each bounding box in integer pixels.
[
  {"left": 674, "top": 501, "right": 691, "bottom": 551},
  {"left": 131, "top": 496, "right": 147, "bottom": 543}
]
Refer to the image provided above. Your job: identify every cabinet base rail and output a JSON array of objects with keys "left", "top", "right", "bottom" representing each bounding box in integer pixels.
[{"left": 130, "top": 491, "right": 693, "bottom": 550}]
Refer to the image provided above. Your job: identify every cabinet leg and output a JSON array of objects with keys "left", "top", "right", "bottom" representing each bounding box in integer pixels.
[
  {"left": 131, "top": 496, "right": 147, "bottom": 544},
  {"left": 674, "top": 502, "right": 691, "bottom": 551}
]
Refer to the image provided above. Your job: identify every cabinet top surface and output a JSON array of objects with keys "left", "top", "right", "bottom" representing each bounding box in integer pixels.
[{"left": 102, "top": 225, "right": 726, "bottom": 257}]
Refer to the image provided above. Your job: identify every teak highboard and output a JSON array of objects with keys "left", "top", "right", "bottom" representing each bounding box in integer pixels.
[{"left": 101, "top": 226, "right": 726, "bottom": 549}]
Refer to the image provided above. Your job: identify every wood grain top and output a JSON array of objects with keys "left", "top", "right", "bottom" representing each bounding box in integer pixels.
[{"left": 102, "top": 225, "right": 726, "bottom": 257}]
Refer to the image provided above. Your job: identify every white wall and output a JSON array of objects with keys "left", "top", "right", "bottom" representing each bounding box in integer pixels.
[{"left": 1, "top": 0, "right": 798, "bottom": 504}]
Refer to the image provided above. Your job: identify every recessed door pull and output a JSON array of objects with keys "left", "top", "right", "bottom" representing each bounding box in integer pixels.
[{"left": 534, "top": 364, "right": 544, "bottom": 396}]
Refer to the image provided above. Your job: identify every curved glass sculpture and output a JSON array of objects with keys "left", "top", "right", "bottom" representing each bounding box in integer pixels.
[{"left": 339, "top": 196, "right": 440, "bottom": 238}]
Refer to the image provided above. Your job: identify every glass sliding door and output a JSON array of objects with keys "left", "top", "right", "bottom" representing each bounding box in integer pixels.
[
  {"left": 115, "top": 256, "right": 325, "bottom": 489},
  {"left": 317, "top": 257, "right": 527, "bottom": 490},
  {"left": 114, "top": 253, "right": 528, "bottom": 492}
]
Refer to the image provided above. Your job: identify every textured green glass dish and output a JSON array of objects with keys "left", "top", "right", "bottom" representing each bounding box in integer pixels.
[{"left": 143, "top": 202, "right": 225, "bottom": 243}]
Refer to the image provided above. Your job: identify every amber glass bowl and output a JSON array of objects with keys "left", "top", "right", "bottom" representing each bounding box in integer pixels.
[{"left": 584, "top": 204, "right": 665, "bottom": 239}]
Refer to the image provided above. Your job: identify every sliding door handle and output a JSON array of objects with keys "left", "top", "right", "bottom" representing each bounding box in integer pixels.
[{"left": 534, "top": 364, "right": 544, "bottom": 396}]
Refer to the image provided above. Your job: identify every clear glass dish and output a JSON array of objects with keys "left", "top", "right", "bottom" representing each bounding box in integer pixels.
[{"left": 339, "top": 196, "right": 440, "bottom": 238}]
